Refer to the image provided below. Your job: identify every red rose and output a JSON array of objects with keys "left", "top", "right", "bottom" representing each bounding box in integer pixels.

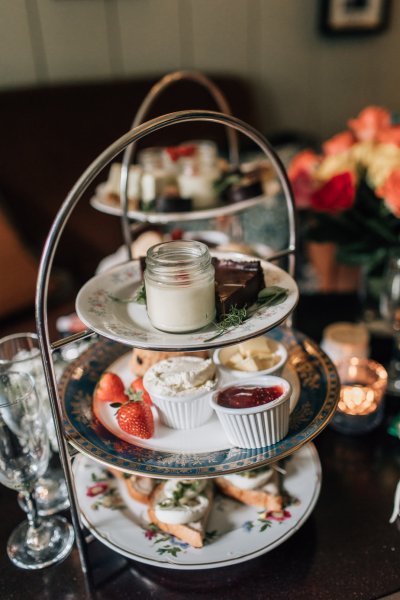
[{"left": 311, "top": 172, "right": 356, "bottom": 214}]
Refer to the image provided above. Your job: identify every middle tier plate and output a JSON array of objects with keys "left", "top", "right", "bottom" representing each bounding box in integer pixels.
[
  {"left": 75, "top": 251, "right": 298, "bottom": 350},
  {"left": 60, "top": 328, "right": 339, "bottom": 478}
]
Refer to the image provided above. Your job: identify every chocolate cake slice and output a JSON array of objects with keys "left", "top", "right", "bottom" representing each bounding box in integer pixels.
[{"left": 213, "top": 257, "right": 265, "bottom": 318}]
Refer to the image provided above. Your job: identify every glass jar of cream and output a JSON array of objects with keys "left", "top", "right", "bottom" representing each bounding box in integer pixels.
[{"left": 144, "top": 240, "right": 216, "bottom": 333}]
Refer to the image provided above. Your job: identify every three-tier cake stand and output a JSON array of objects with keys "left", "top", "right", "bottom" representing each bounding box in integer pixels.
[{"left": 34, "top": 75, "right": 339, "bottom": 586}]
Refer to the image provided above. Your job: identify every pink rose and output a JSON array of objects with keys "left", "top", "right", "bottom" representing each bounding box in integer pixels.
[
  {"left": 290, "top": 169, "right": 317, "bottom": 210},
  {"left": 376, "top": 168, "right": 400, "bottom": 217},
  {"left": 288, "top": 150, "right": 321, "bottom": 210},
  {"left": 288, "top": 150, "right": 320, "bottom": 179},
  {"left": 311, "top": 172, "right": 356, "bottom": 214},
  {"left": 322, "top": 131, "right": 355, "bottom": 156},
  {"left": 376, "top": 126, "right": 400, "bottom": 147},
  {"left": 348, "top": 106, "right": 391, "bottom": 142}
]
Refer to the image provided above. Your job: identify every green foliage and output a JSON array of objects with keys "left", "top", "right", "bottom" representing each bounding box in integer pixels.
[{"left": 306, "top": 180, "right": 400, "bottom": 277}]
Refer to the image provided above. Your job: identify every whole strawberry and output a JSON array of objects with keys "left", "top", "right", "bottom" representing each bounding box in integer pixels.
[
  {"left": 94, "top": 372, "right": 128, "bottom": 404},
  {"left": 113, "top": 394, "right": 154, "bottom": 439},
  {"left": 129, "top": 377, "right": 152, "bottom": 406}
]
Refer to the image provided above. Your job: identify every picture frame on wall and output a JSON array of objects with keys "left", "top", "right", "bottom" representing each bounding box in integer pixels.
[{"left": 320, "top": 0, "right": 390, "bottom": 35}]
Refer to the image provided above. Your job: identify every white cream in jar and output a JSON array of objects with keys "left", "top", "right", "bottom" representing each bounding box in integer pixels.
[{"left": 144, "top": 240, "right": 215, "bottom": 333}]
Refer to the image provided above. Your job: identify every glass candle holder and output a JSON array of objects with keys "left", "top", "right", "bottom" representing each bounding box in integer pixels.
[{"left": 330, "top": 357, "right": 388, "bottom": 434}]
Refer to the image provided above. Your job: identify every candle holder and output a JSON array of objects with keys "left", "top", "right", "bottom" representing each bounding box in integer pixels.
[{"left": 330, "top": 357, "right": 388, "bottom": 434}]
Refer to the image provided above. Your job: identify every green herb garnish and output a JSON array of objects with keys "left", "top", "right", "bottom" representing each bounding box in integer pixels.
[
  {"left": 205, "top": 305, "right": 248, "bottom": 342},
  {"left": 204, "top": 285, "right": 288, "bottom": 342},
  {"left": 134, "top": 283, "right": 146, "bottom": 304},
  {"left": 108, "top": 282, "right": 146, "bottom": 305}
]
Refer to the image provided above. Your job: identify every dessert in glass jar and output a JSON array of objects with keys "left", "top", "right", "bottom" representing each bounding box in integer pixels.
[{"left": 144, "top": 240, "right": 215, "bottom": 333}]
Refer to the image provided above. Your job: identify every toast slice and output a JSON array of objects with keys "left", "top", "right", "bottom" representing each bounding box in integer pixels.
[
  {"left": 108, "top": 467, "right": 159, "bottom": 505},
  {"left": 148, "top": 481, "right": 213, "bottom": 548},
  {"left": 215, "top": 470, "right": 283, "bottom": 511}
]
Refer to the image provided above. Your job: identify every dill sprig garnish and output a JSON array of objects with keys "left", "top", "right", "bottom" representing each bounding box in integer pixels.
[
  {"left": 205, "top": 306, "right": 248, "bottom": 342},
  {"left": 204, "top": 285, "right": 289, "bottom": 342},
  {"left": 108, "top": 282, "right": 146, "bottom": 305}
]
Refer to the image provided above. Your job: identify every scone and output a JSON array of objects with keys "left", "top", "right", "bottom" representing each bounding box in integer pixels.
[
  {"left": 132, "top": 349, "right": 209, "bottom": 377},
  {"left": 148, "top": 479, "right": 213, "bottom": 548},
  {"left": 215, "top": 466, "right": 283, "bottom": 511}
]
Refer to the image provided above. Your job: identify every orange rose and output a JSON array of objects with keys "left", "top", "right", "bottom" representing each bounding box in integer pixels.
[
  {"left": 288, "top": 150, "right": 320, "bottom": 179},
  {"left": 322, "top": 131, "right": 355, "bottom": 156},
  {"left": 348, "top": 106, "right": 391, "bottom": 142},
  {"left": 376, "top": 126, "right": 400, "bottom": 147},
  {"left": 376, "top": 168, "right": 400, "bottom": 217}
]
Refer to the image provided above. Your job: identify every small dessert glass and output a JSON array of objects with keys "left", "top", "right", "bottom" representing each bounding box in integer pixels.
[
  {"left": 210, "top": 375, "right": 292, "bottom": 449},
  {"left": 144, "top": 240, "right": 215, "bottom": 333}
]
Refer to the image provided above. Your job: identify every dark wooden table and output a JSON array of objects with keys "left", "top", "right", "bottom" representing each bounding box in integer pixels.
[{"left": 1, "top": 294, "right": 400, "bottom": 600}]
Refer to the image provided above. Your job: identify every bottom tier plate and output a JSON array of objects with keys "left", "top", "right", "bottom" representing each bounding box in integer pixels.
[{"left": 73, "top": 443, "right": 321, "bottom": 570}]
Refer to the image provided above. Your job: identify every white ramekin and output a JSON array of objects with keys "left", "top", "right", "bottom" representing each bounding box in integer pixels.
[
  {"left": 210, "top": 375, "right": 292, "bottom": 449},
  {"left": 143, "top": 367, "right": 216, "bottom": 430},
  {"left": 213, "top": 337, "right": 288, "bottom": 383}
]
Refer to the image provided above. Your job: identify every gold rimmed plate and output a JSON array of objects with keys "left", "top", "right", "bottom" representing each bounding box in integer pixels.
[
  {"left": 72, "top": 443, "right": 321, "bottom": 570},
  {"left": 75, "top": 252, "right": 299, "bottom": 351}
]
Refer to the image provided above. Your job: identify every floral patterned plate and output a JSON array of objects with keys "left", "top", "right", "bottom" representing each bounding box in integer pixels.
[
  {"left": 60, "top": 328, "right": 339, "bottom": 477},
  {"left": 75, "top": 252, "right": 299, "bottom": 350},
  {"left": 73, "top": 443, "right": 321, "bottom": 570}
]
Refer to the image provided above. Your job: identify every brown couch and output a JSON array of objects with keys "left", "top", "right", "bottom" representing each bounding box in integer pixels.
[{"left": 0, "top": 74, "right": 256, "bottom": 332}]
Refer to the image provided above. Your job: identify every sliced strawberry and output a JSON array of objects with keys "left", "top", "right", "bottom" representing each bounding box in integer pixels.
[
  {"left": 94, "top": 372, "right": 128, "bottom": 404},
  {"left": 116, "top": 399, "right": 154, "bottom": 439},
  {"left": 129, "top": 377, "right": 152, "bottom": 406}
]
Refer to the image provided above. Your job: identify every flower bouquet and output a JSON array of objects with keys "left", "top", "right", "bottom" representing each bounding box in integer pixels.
[{"left": 289, "top": 106, "right": 400, "bottom": 296}]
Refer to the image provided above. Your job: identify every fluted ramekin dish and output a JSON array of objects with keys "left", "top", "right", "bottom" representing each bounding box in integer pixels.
[
  {"left": 143, "top": 357, "right": 217, "bottom": 430},
  {"left": 210, "top": 375, "right": 291, "bottom": 449},
  {"left": 213, "top": 338, "right": 288, "bottom": 382}
]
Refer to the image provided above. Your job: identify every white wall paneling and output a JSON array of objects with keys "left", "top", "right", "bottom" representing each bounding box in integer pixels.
[{"left": 1, "top": 0, "right": 400, "bottom": 141}]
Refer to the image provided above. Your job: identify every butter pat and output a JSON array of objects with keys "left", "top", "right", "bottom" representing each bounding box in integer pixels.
[{"left": 225, "top": 336, "right": 280, "bottom": 372}]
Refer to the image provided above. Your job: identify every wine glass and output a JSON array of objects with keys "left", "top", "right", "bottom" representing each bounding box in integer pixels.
[
  {"left": 0, "top": 333, "right": 69, "bottom": 515},
  {"left": 380, "top": 253, "right": 400, "bottom": 395},
  {"left": 0, "top": 371, "right": 74, "bottom": 569}
]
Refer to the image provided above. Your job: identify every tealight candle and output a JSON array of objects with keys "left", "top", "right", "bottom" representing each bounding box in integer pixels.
[{"left": 330, "top": 357, "right": 387, "bottom": 434}]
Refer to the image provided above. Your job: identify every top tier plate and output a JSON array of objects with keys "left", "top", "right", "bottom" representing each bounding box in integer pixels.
[
  {"left": 75, "top": 251, "right": 298, "bottom": 351},
  {"left": 90, "top": 185, "right": 271, "bottom": 224}
]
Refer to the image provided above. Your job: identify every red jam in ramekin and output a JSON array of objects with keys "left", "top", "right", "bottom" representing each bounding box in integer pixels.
[{"left": 216, "top": 385, "right": 284, "bottom": 409}]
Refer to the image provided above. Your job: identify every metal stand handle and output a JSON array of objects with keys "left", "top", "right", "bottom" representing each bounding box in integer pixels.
[
  {"left": 35, "top": 109, "right": 296, "bottom": 583},
  {"left": 120, "top": 70, "right": 240, "bottom": 256}
]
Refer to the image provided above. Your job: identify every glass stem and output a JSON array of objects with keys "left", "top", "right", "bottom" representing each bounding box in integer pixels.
[
  {"left": 22, "top": 490, "right": 51, "bottom": 552},
  {"left": 24, "top": 490, "right": 40, "bottom": 530}
]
